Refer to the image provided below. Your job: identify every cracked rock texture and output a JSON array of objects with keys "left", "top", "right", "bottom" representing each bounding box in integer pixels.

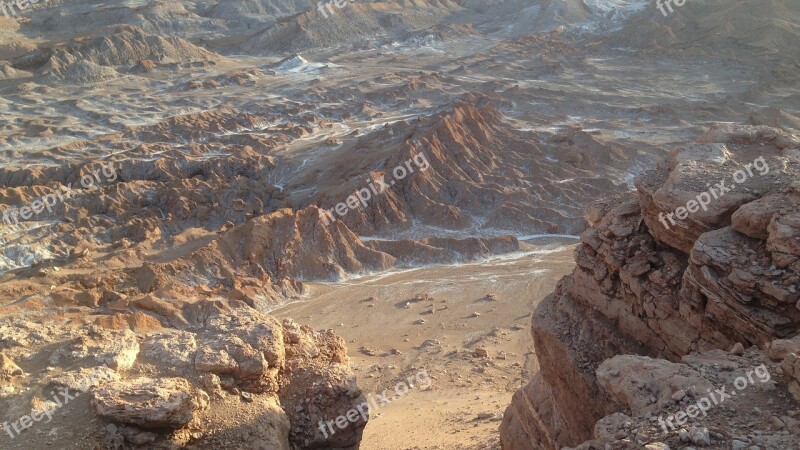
[{"left": 0, "top": 307, "right": 366, "bottom": 449}]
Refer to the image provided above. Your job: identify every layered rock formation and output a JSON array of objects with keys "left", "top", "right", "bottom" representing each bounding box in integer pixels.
[{"left": 501, "top": 124, "right": 800, "bottom": 449}]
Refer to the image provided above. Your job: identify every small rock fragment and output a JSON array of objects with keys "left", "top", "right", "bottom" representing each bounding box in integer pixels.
[
  {"left": 644, "top": 443, "right": 670, "bottom": 450},
  {"left": 688, "top": 426, "right": 711, "bottom": 446},
  {"left": 0, "top": 353, "right": 23, "bottom": 380},
  {"left": 729, "top": 342, "right": 745, "bottom": 355}
]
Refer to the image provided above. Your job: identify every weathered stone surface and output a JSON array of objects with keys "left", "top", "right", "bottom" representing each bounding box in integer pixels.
[
  {"left": 695, "top": 123, "right": 800, "bottom": 149},
  {"left": 593, "top": 412, "right": 632, "bottom": 440},
  {"left": 75, "top": 328, "right": 140, "bottom": 371},
  {"left": 499, "top": 372, "right": 558, "bottom": 449},
  {"left": 597, "top": 355, "right": 713, "bottom": 416},
  {"left": 766, "top": 336, "right": 800, "bottom": 361},
  {"left": 637, "top": 127, "right": 798, "bottom": 255},
  {"left": 140, "top": 330, "right": 198, "bottom": 365},
  {"left": 194, "top": 310, "right": 284, "bottom": 393},
  {"left": 49, "top": 366, "right": 120, "bottom": 392},
  {"left": 0, "top": 306, "right": 365, "bottom": 449},
  {"left": 92, "top": 377, "right": 209, "bottom": 429},
  {"left": 768, "top": 211, "right": 800, "bottom": 269},
  {"left": 0, "top": 353, "right": 23, "bottom": 380},
  {"left": 732, "top": 194, "right": 799, "bottom": 239},
  {"left": 781, "top": 353, "right": 800, "bottom": 385},
  {"left": 278, "top": 319, "right": 367, "bottom": 449},
  {"left": 685, "top": 227, "right": 800, "bottom": 345},
  {"left": 637, "top": 145, "right": 752, "bottom": 255},
  {"left": 779, "top": 351, "right": 800, "bottom": 405},
  {"left": 500, "top": 286, "right": 649, "bottom": 449}
]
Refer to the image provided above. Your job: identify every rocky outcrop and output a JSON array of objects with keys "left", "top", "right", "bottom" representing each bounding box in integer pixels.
[
  {"left": 501, "top": 124, "right": 800, "bottom": 449},
  {"left": 595, "top": 355, "right": 713, "bottom": 416},
  {"left": 0, "top": 306, "right": 366, "bottom": 449},
  {"left": 565, "top": 347, "right": 800, "bottom": 450}
]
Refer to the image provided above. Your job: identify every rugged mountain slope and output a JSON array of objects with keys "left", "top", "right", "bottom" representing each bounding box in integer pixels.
[
  {"left": 0, "top": 94, "right": 641, "bottom": 292},
  {"left": 501, "top": 123, "right": 800, "bottom": 449},
  {"left": 606, "top": 0, "right": 800, "bottom": 60},
  {"left": 305, "top": 95, "right": 641, "bottom": 238},
  {"left": 12, "top": 25, "right": 221, "bottom": 78},
  {"left": 235, "top": 0, "right": 463, "bottom": 54}
]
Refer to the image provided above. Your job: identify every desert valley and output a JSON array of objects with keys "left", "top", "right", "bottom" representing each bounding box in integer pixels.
[{"left": 0, "top": 0, "right": 799, "bottom": 449}]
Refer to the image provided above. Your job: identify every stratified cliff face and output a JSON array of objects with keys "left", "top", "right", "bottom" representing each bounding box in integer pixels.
[{"left": 501, "top": 124, "right": 800, "bottom": 449}]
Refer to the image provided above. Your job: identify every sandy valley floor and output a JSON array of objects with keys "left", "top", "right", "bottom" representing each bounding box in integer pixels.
[{"left": 273, "top": 240, "right": 577, "bottom": 448}]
